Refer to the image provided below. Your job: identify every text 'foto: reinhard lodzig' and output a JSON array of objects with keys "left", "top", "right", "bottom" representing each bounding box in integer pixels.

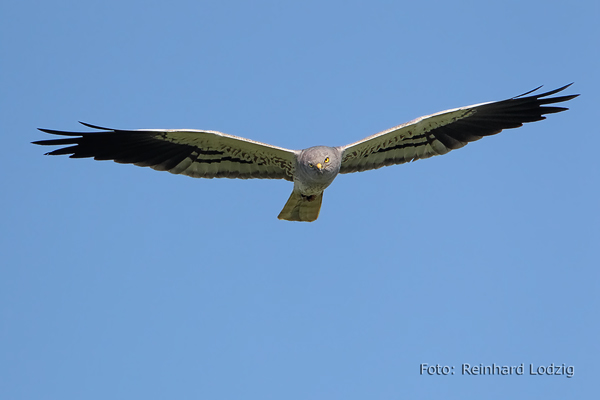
[{"left": 419, "top": 363, "right": 574, "bottom": 378}]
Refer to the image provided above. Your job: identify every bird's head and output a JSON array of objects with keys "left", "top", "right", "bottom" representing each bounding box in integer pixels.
[{"left": 297, "top": 146, "right": 341, "bottom": 185}]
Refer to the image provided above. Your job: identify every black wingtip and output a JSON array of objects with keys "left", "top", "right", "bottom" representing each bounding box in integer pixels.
[
  {"left": 36, "top": 127, "right": 84, "bottom": 136},
  {"left": 514, "top": 83, "right": 578, "bottom": 99},
  {"left": 35, "top": 122, "right": 118, "bottom": 141},
  {"left": 515, "top": 85, "right": 544, "bottom": 98},
  {"left": 539, "top": 82, "right": 576, "bottom": 98},
  {"left": 37, "top": 128, "right": 64, "bottom": 135},
  {"left": 78, "top": 121, "right": 114, "bottom": 130}
]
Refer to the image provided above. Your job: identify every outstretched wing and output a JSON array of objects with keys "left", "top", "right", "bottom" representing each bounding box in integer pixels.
[
  {"left": 33, "top": 122, "right": 297, "bottom": 181},
  {"left": 339, "top": 84, "right": 578, "bottom": 174}
]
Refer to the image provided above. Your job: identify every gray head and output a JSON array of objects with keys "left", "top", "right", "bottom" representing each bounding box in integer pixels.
[{"left": 295, "top": 146, "right": 342, "bottom": 191}]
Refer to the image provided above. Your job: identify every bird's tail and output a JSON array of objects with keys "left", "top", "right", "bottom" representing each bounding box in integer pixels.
[{"left": 277, "top": 191, "right": 323, "bottom": 222}]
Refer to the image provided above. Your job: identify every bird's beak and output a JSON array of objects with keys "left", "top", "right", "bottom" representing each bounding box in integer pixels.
[{"left": 316, "top": 163, "right": 323, "bottom": 170}]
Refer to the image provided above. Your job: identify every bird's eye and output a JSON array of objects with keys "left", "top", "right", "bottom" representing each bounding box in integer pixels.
[
  {"left": 308, "top": 163, "right": 313, "bottom": 168},
  {"left": 324, "top": 157, "right": 330, "bottom": 163}
]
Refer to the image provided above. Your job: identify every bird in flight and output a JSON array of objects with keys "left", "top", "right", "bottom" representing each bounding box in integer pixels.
[{"left": 34, "top": 84, "right": 577, "bottom": 222}]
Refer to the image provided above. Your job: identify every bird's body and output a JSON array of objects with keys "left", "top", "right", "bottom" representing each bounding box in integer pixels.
[
  {"left": 278, "top": 145, "right": 342, "bottom": 221},
  {"left": 34, "top": 84, "right": 578, "bottom": 222}
]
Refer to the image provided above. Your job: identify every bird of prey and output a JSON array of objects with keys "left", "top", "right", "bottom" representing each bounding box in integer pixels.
[{"left": 34, "top": 84, "right": 577, "bottom": 222}]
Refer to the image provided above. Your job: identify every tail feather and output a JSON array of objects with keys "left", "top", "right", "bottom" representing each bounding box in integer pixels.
[{"left": 277, "top": 191, "right": 323, "bottom": 222}]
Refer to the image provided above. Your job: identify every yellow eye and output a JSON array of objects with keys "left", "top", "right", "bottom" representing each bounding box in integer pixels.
[
  {"left": 308, "top": 163, "right": 313, "bottom": 168},
  {"left": 324, "top": 157, "right": 330, "bottom": 163}
]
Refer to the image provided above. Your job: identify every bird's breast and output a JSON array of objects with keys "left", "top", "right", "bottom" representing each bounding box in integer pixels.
[{"left": 294, "top": 170, "right": 338, "bottom": 195}]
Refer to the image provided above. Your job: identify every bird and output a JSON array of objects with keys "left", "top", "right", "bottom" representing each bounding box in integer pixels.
[{"left": 33, "top": 84, "right": 578, "bottom": 222}]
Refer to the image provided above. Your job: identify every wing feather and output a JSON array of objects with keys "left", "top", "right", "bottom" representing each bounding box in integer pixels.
[
  {"left": 339, "top": 84, "right": 578, "bottom": 173},
  {"left": 33, "top": 123, "right": 297, "bottom": 181}
]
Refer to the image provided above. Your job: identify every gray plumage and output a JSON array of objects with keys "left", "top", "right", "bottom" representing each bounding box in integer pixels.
[{"left": 33, "top": 84, "right": 578, "bottom": 222}]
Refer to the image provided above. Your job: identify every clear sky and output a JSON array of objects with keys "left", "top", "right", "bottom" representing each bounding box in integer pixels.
[{"left": 1, "top": 1, "right": 598, "bottom": 399}]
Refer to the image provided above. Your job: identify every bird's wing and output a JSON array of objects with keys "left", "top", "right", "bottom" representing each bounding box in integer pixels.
[
  {"left": 33, "top": 122, "right": 297, "bottom": 181},
  {"left": 338, "top": 84, "right": 578, "bottom": 174}
]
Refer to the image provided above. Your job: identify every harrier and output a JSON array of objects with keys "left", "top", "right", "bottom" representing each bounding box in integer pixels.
[{"left": 34, "top": 84, "right": 578, "bottom": 222}]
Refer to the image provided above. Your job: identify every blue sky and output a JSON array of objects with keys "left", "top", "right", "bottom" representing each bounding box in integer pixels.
[{"left": 1, "top": 1, "right": 598, "bottom": 399}]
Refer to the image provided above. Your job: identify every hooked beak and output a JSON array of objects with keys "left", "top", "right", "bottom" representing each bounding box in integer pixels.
[{"left": 316, "top": 163, "right": 323, "bottom": 171}]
